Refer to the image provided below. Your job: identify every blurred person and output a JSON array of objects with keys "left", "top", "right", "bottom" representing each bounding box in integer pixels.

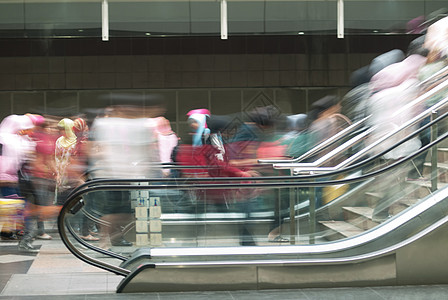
[
  {"left": 89, "top": 101, "right": 161, "bottom": 247},
  {"left": 228, "top": 105, "right": 288, "bottom": 167},
  {"left": 369, "top": 53, "right": 427, "bottom": 93},
  {"left": 248, "top": 107, "right": 293, "bottom": 243},
  {"left": 402, "top": 41, "right": 444, "bottom": 181},
  {"left": 340, "top": 49, "right": 406, "bottom": 134},
  {"left": 367, "top": 54, "right": 426, "bottom": 161},
  {"left": 54, "top": 118, "right": 80, "bottom": 205},
  {"left": 367, "top": 57, "right": 425, "bottom": 221},
  {"left": 227, "top": 106, "right": 290, "bottom": 243},
  {"left": 187, "top": 109, "right": 215, "bottom": 151},
  {"left": 71, "top": 117, "right": 99, "bottom": 242},
  {"left": 154, "top": 117, "right": 179, "bottom": 177},
  {"left": 247, "top": 106, "right": 288, "bottom": 162},
  {"left": 0, "top": 115, "right": 34, "bottom": 241},
  {"left": 418, "top": 31, "right": 448, "bottom": 103},
  {"left": 18, "top": 114, "right": 62, "bottom": 252},
  {"left": 306, "top": 96, "right": 351, "bottom": 210},
  {"left": 20, "top": 114, "right": 58, "bottom": 242},
  {"left": 340, "top": 65, "right": 372, "bottom": 127},
  {"left": 423, "top": 15, "right": 448, "bottom": 59},
  {"left": 178, "top": 109, "right": 252, "bottom": 179},
  {"left": 177, "top": 109, "right": 258, "bottom": 245},
  {"left": 406, "top": 15, "right": 425, "bottom": 34},
  {"left": 282, "top": 113, "right": 313, "bottom": 159},
  {"left": 283, "top": 114, "right": 308, "bottom": 141},
  {"left": 368, "top": 49, "right": 405, "bottom": 78},
  {"left": 307, "top": 95, "right": 351, "bottom": 164},
  {"left": 184, "top": 108, "right": 252, "bottom": 177}
]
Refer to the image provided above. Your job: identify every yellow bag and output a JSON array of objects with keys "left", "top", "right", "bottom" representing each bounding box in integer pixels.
[
  {"left": 0, "top": 198, "right": 25, "bottom": 231},
  {"left": 322, "top": 176, "right": 349, "bottom": 205}
]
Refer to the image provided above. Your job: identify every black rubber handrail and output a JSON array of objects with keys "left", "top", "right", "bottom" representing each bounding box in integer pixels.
[
  {"left": 66, "top": 108, "right": 448, "bottom": 196},
  {"left": 57, "top": 128, "right": 448, "bottom": 276}
]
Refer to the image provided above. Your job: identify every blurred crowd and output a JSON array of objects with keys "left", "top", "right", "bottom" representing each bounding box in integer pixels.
[{"left": 1, "top": 15, "right": 447, "bottom": 250}]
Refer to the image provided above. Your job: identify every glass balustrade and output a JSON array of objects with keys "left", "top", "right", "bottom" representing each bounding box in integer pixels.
[{"left": 58, "top": 122, "right": 448, "bottom": 270}]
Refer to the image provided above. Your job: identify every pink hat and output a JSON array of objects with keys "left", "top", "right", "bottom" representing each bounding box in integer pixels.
[
  {"left": 187, "top": 109, "right": 211, "bottom": 117},
  {"left": 25, "top": 113, "right": 45, "bottom": 126},
  {"left": 73, "top": 118, "right": 87, "bottom": 133}
]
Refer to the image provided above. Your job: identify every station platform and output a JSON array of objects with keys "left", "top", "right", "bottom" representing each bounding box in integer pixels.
[{"left": 1, "top": 227, "right": 447, "bottom": 300}]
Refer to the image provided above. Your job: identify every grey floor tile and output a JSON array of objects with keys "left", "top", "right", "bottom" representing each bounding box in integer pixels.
[
  {"left": 0, "top": 261, "right": 33, "bottom": 276},
  {"left": 3, "top": 296, "right": 86, "bottom": 300},
  {"left": 0, "top": 274, "right": 11, "bottom": 293},
  {"left": 159, "top": 290, "right": 232, "bottom": 300},
  {"left": 231, "top": 289, "right": 308, "bottom": 300},
  {"left": 67, "top": 273, "right": 118, "bottom": 295},
  {"left": 370, "top": 285, "right": 448, "bottom": 300},
  {"left": 87, "top": 293, "right": 159, "bottom": 299},
  {"left": 301, "top": 286, "right": 382, "bottom": 300},
  {"left": 1, "top": 274, "right": 71, "bottom": 296},
  {"left": 435, "top": 284, "right": 448, "bottom": 292},
  {"left": 106, "top": 274, "right": 123, "bottom": 292}
]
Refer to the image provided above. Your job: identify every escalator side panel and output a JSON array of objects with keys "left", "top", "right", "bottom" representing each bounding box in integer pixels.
[
  {"left": 117, "top": 256, "right": 397, "bottom": 293},
  {"left": 258, "top": 255, "right": 396, "bottom": 289},
  {"left": 396, "top": 219, "right": 448, "bottom": 285},
  {"left": 117, "top": 265, "right": 258, "bottom": 293}
]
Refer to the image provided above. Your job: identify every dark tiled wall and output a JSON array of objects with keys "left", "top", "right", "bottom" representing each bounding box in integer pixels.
[
  {"left": 0, "top": 34, "right": 417, "bottom": 134},
  {"left": 0, "top": 35, "right": 416, "bottom": 91},
  {"left": 0, "top": 35, "right": 415, "bottom": 57}
]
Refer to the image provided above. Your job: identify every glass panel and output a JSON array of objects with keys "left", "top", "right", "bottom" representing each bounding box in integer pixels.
[
  {"left": 24, "top": 1, "right": 101, "bottom": 38},
  {"left": 0, "top": 2, "right": 24, "bottom": 32},
  {"left": 190, "top": 1, "right": 220, "bottom": 34},
  {"left": 59, "top": 120, "right": 448, "bottom": 266},
  {"left": 0, "top": 1, "right": 446, "bottom": 38},
  {"left": 110, "top": 2, "right": 191, "bottom": 35}
]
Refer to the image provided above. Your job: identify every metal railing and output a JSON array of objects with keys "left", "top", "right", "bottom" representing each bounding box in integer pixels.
[
  {"left": 272, "top": 76, "right": 448, "bottom": 174},
  {"left": 260, "top": 64, "right": 448, "bottom": 169}
]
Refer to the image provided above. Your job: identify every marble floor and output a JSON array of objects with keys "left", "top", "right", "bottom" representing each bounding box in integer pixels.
[{"left": 1, "top": 225, "right": 447, "bottom": 300}]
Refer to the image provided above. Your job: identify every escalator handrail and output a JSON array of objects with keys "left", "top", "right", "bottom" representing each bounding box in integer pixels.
[
  {"left": 61, "top": 172, "right": 448, "bottom": 261},
  {"left": 64, "top": 107, "right": 448, "bottom": 200},
  {"left": 260, "top": 64, "right": 448, "bottom": 165},
  {"left": 273, "top": 90, "right": 448, "bottom": 171},
  {"left": 62, "top": 128, "right": 448, "bottom": 200},
  {"left": 57, "top": 207, "right": 131, "bottom": 277},
  {"left": 143, "top": 216, "right": 448, "bottom": 266},
  {"left": 57, "top": 129, "right": 448, "bottom": 275},
  {"left": 259, "top": 116, "right": 370, "bottom": 164},
  {"left": 66, "top": 86, "right": 448, "bottom": 201}
]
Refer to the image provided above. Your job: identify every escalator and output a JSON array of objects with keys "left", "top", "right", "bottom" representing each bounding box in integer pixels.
[{"left": 57, "top": 72, "right": 448, "bottom": 292}]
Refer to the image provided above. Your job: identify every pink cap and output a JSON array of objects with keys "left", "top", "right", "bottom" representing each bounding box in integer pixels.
[
  {"left": 187, "top": 109, "right": 211, "bottom": 116},
  {"left": 25, "top": 113, "right": 45, "bottom": 126}
]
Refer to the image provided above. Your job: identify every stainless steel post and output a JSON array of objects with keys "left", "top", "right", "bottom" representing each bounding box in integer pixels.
[{"left": 431, "top": 111, "right": 439, "bottom": 192}]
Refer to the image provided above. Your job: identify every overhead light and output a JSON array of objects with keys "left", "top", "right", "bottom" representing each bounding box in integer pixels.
[
  {"left": 298, "top": 31, "right": 305, "bottom": 35},
  {"left": 102, "top": 0, "right": 109, "bottom": 41},
  {"left": 145, "top": 32, "right": 151, "bottom": 36},
  {"left": 221, "top": 0, "right": 228, "bottom": 40},
  {"left": 78, "top": 29, "right": 84, "bottom": 32},
  {"left": 373, "top": 30, "right": 379, "bottom": 33},
  {"left": 337, "top": 0, "right": 344, "bottom": 38}
]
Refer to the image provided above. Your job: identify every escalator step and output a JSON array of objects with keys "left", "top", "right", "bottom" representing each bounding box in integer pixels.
[
  {"left": 423, "top": 162, "right": 448, "bottom": 170},
  {"left": 319, "top": 220, "right": 364, "bottom": 239},
  {"left": 343, "top": 206, "right": 373, "bottom": 218}
]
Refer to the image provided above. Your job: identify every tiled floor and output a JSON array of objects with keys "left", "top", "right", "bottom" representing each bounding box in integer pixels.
[
  {"left": 1, "top": 285, "right": 448, "bottom": 300},
  {"left": 1, "top": 231, "right": 448, "bottom": 299}
]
